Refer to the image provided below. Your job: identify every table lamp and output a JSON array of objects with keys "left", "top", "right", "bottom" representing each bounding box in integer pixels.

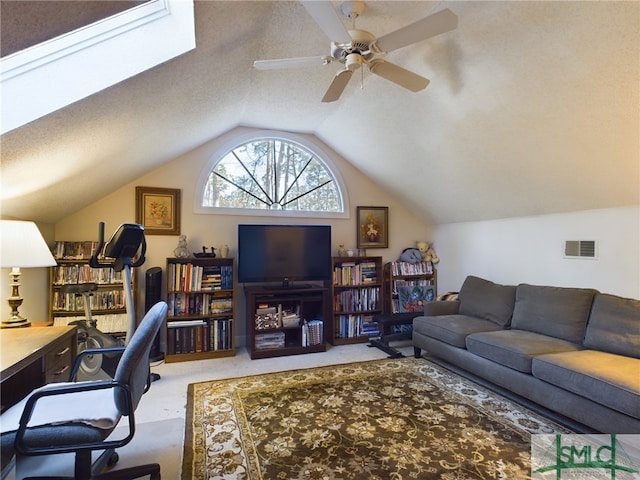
[{"left": 1, "top": 220, "right": 57, "bottom": 328}]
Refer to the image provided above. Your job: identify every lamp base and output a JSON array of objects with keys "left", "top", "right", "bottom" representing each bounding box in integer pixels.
[{"left": 1, "top": 315, "right": 31, "bottom": 329}]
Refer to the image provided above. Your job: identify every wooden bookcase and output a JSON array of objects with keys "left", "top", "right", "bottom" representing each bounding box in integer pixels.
[
  {"left": 382, "top": 261, "right": 437, "bottom": 314},
  {"left": 165, "top": 257, "right": 235, "bottom": 362},
  {"left": 330, "top": 256, "right": 383, "bottom": 345},
  {"left": 245, "top": 285, "right": 328, "bottom": 359},
  {"left": 50, "top": 241, "right": 135, "bottom": 337}
]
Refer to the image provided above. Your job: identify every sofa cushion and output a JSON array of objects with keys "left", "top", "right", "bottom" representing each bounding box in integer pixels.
[
  {"left": 458, "top": 276, "right": 516, "bottom": 327},
  {"left": 511, "top": 284, "right": 598, "bottom": 343},
  {"left": 413, "top": 315, "right": 503, "bottom": 348},
  {"left": 465, "top": 330, "right": 581, "bottom": 373},
  {"left": 532, "top": 350, "right": 640, "bottom": 419},
  {"left": 584, "top": 294, "right": 640, "bottom": 358}
]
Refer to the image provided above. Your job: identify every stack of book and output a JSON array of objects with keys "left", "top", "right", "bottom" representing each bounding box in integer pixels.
[
  {"left": 255, "top": 331, "right": 285, "bottom": 350},
  {"left": 302, "top": 319, "right": 323, "bottom": 346}
]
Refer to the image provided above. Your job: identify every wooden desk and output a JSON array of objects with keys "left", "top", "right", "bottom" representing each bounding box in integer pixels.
[{"left": 0, "top": 326, "right": 77, "bottom": 413}]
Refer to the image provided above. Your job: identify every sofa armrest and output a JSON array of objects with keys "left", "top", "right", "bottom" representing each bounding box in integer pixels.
[{"left": 422, "top": 300, "right": 461, "bottom": 316}]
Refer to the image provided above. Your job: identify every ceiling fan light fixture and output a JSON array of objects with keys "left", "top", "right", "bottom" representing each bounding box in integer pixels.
[{"left": 345, "top": 53, "right": 362, "bottom": 71}]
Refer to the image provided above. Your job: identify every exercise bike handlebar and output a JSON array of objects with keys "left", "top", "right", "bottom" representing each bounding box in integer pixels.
[{"left": 89, "top": 222, "right": 146, "bottom": 272}]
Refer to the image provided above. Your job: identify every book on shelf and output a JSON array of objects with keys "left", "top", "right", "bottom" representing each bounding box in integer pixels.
[
  {"left": 389, "top": 261, "right": 433, "bottom": 276},
  {"left": 53, "top": 265, "right": 124, "bottom": 285},
  {"left": 334, "top": 314, "right": 380, "bottom": 339},
  {"left": 168, "top": 263, "right": 233, "bottom": 292},
  {"left": 333, "top": 287, "right": 380, "bottom": 312},
  {"left": 52, "top": 241, "right": 99, "bottom": 260},
  {"left": 302, "top": 319, "right": 323, "bottom": 346},
  {"left": 255, "top": 331, "right": 285, "bottom": 350},
  {"left": 166, "top": 318, "right": 233, "bottom": 355},
  {"left": 53, "top": 313, "right": 128, "bottom": 334}
]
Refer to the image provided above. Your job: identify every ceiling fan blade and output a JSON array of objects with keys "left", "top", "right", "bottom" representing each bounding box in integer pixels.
[
  {"left": 322, "top": 69, "right": 354, "bottom": 103},
  {"left": 374, "top": 8, "right": 458, "bottom": 53},
  {"left": 254, "top": 56, "right": 332, "bottom": 70},
  {"left": 301, "top": 1, "right": 351, "bottom": 44},
  {"left": 369, "top": 59, "right": 430, "bottom": 92}
]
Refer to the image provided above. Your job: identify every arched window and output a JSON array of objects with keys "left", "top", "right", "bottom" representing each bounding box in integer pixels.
[{"left": 197, "top": 130, "right": 346, "bottom": 217}]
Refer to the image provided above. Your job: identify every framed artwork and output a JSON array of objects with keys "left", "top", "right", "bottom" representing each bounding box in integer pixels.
[
  {"left": 357, "top": 206, "right": 388, "bottom": 249},
  {"left": 397, "top": 285, "right": 436, "bottom": 313},
  {"left": 136, "top": 187, "right": 181, "bottom": 235}
]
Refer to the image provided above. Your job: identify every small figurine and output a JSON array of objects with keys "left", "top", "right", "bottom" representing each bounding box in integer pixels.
[
  {"left": 338, "top": 245, "right": 347, "bottom": 256},
  {"left": 174, "top": 235, "right": 190, "bottom": 258}
]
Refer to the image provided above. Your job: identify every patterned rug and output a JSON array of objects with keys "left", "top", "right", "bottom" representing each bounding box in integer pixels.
[{"left": 182, "top": 357, "right": 571, "bottom": 479}]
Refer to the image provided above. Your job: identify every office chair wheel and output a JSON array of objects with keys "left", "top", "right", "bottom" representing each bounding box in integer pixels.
[{"left": 107, "top": 451, "right": 119, "bottom": 467}]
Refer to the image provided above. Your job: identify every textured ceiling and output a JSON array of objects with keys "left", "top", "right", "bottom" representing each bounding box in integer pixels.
[{"left": 1, "top": 1, "right": 638, "bottom": 225}]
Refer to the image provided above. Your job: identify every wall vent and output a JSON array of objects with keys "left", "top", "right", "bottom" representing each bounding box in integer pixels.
[{"left": 564, "top": 240, "right": 597, "bottom": 259}]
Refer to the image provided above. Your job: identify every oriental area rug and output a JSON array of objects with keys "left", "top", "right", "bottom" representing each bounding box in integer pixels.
[{"left": 182, "top": 357, "right": 571, "bottom": 479}]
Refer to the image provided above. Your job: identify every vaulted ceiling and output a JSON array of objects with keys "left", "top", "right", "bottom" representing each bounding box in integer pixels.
[{"left": 1, "top": 1, "right": 638, "bottom": 225}]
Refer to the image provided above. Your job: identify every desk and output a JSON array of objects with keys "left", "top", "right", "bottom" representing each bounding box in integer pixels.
[{"left": 0, "top": 326, "right": 77, "bottom": 413}]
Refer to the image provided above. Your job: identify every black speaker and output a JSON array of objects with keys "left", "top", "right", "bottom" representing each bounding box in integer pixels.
[{"left": 145, "top": 266, "right": 163, "bottom": 361}]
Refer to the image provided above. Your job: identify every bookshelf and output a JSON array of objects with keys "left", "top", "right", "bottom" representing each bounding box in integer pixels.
[
  {"left": 330, "top": 256, "right": 383, "bottom": 344},
  {"left": 50, "top": 241, "right": 136, "bottom": 337},
  {"left": 382, "top": 261, "right": 437, "bottom": 314},
  {"left": 245, "top": 285, "right": 328, "bottom": 359},
  {"left": 165, "top": 257, "right": 235, "bottom": 362}
]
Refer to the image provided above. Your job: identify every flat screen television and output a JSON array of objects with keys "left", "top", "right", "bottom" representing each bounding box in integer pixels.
[{"left": 237, "top": 224, "right": 332, "bottom": 285}]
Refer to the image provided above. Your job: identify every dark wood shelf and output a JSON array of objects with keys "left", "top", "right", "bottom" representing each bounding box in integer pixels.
[
  {"left": 330, "top": 256, "right": 383, "bottom": 345},
  {"left": 165, "top": 257, "right": 235, "bottom": 363},
  {"left": 245, "top": 285, "right": 328, "bottom": 359}
]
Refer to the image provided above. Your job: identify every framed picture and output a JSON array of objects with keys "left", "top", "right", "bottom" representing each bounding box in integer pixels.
[
  {"left": 357, "top": 206, "right": 388, "bottom": 248},
  {"left": 136, "top": 187, "right": 181, "bottom": 235},
  {"left": 397, "top": 285, "right": 436, "bottom": 313}
]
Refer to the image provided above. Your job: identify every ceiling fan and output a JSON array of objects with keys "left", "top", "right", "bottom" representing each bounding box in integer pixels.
[{"left": 253, "top": 1, "right": 458, "bottom": 103}]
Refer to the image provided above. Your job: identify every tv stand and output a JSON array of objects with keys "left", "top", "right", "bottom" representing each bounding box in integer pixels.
[{"left": 245, "top": 285, "right": 329, "bottom": 359}]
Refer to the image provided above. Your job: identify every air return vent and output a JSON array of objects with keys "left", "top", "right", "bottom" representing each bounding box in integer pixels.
[{"left": 564, "top": 240, "right": 597, "bottom": 259}]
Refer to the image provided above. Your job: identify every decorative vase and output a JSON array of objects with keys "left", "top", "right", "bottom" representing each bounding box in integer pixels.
[
  {"left": 220, "top": 245, "right": 229, "bottom": 258},
  {"left": 338, "top": 245, "right": 346, "bottom": 256}
]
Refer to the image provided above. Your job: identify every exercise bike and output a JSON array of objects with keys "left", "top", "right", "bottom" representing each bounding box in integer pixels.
[{"left": 71, "top": 222, "right": 146, "bottom": 378}]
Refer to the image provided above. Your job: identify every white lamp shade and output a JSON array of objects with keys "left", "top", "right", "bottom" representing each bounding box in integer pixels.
[{"left": 0, "top": 220, "right": 57, "bottom": 268}]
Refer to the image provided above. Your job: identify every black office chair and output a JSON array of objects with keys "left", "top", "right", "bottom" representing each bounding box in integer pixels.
[{"left": 0, "top": 301, "right": 168, "bottom": 480}]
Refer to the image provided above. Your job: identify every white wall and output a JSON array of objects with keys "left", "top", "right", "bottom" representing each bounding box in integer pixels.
[
  {"left": 52, "top": 128, "right": 434, "bottom": 347},
  {"left": 433, "top": 206, "right": 640, "bottom": 298}
]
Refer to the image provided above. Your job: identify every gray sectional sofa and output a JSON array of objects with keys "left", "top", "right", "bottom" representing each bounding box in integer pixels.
[{"left": 412, "top": 276, "right": 640, "bottom": 433}]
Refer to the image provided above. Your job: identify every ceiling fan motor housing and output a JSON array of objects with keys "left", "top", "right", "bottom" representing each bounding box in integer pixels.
[{"left": 331, "top": 29, "right": 376, "bottom": 62}]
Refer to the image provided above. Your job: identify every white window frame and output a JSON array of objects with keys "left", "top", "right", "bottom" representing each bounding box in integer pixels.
[{"left": 194, "top": 128, "right": 349, "bottom": 219}]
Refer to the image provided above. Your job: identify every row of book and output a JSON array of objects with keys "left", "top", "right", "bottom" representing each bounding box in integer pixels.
[
  {"left": 333, "top": 287, "right": 380, "bottom": 313},
  {"left": 166, "top": 318, "right": 232, "bottom": 355},
  {"left": 392, "top": 278, "right": 434, "bottom": 294},
  {"left": 52, "top": 241, "right": 99, "bottom": 260},
  {"left": 333, "top": 261, "right": 378, "bottom": 286},
  {"left": 167, "top": 293, "right": 232, "bottom": 317},
  {"left": 52, "top": 265, "right": 124, "bottom": 285},
  {"left": 334, "top": 314, "right": 380, "bottom": 339},
  {"left": 52, "top": 290, "right": 126, "bottom": 312},
  {"left": 167, "top": 263, "right": 233, "bottom": 292},
  {"left": 302, "top": 319, "right": 323, "bottom": 347},
  {"left": 52, "top": 313, "right": 128, "bottom": 333},
  {"left": 388, "top": 261, "right": 434, "bottom": 276}
]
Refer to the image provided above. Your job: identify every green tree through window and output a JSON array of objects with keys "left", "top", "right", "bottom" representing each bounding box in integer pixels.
[{"left": 202, "top": 138, "right": 342, "bottom": 212}]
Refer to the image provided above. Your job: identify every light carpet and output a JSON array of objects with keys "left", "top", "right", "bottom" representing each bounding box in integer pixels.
[{"left": 183, "top": 357, "right": 572, "bottom": 479}]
